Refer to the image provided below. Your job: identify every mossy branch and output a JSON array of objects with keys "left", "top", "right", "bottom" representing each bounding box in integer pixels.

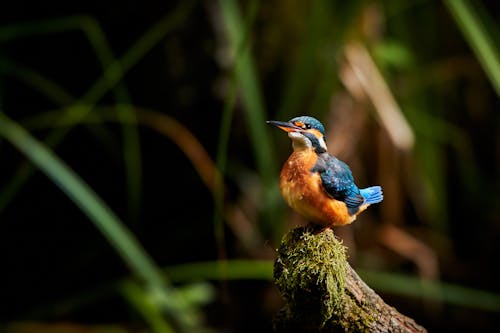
[{"left": 273, "top": 225, "right": 427, "bottom": 333}]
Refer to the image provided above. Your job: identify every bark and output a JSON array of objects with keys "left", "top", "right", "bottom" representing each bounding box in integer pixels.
[{"left": 273, "top": 225, "right": 427, "bottom": 333}]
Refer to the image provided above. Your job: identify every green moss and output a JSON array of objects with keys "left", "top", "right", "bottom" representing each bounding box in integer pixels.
[
  {"left": 337, "top": 299, "right": 375, "bottom": 333},
  {"left": 274, "top": 225, "right": 348, "bottom": 329}
]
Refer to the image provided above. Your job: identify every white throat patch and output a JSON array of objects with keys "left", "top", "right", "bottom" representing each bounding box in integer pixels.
[
  {"left": 288, "top": 131, "right": 327, "bottom": 152},
  {"left": 288, "top": 132, "right": 312, "bottom": 151}
]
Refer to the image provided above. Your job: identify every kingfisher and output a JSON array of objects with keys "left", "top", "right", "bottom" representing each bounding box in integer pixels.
[{"left": 267, "top": 116, "right": 383, "bottom": 226}]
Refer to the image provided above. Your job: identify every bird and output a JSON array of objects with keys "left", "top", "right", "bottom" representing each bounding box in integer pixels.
[{"left": 267, "top": 115, "right": 383, "bottom": 227}]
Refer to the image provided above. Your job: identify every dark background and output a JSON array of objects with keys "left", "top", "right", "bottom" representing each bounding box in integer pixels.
[{"left": 1, "top": 1, "right": 500, "bottom": 332}]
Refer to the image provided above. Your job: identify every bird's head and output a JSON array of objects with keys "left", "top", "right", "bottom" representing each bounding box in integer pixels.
[{"left": 267, "top": 116, "right": 327, "bottom": 153}]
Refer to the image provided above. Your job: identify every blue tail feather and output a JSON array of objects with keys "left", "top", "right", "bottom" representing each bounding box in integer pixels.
[{"left": 360, "top": 186, "right": 383, "bottom": 204}]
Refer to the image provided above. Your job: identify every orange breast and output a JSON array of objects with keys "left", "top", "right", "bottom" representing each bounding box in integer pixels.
[{"left": 279, "top": 151, "right": 356, "bottom": 226}]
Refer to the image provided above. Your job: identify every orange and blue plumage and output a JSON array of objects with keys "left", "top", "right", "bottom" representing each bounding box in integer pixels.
[{"left": 267, "top": 115, "right": 383, "bottom": 226}]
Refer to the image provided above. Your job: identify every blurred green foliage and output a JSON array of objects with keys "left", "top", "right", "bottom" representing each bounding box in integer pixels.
[{"left": 1, "top": 0, "right": 499, "bottom": 332}]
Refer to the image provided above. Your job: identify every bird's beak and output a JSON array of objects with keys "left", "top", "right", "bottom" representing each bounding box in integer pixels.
[{"left": 266, "top": 120, "right": 303, "bottom": 132}]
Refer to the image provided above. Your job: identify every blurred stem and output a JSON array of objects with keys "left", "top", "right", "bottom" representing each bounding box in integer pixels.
[
  {"left": 81, "top": 16, "right": 142, "bottom": 222},
  {"left": 0, "top": 2, "right": 195, "bottom": 214},
  {"left": 276, "top": 0, "right": 330, "bottom": 120},
  {"left": 120, "top": 280, "right": 175, "bottom": 333},
  {"left": 213, "top": 83, "right": 235, "bottom": 259},
  {"left": 444, "top": 0, "right": 500, "bottom": 97},
  {"left": 0, "top": 112, "right": 196, "bottom": 331},
  {"left": 164, "top": 259, "right": 273, "bottom": 282},
  {"left": 0, "top": 16, "right": 88, "bottom": 41},
  {"left": 20, "top": 259, "right": 500, "bottom": 318},
  {"left": 358, "top": 269, "right": 500, "bottom": 314},
  {"left": 1, "top": 19, "right": 142, "bottom": 211},
  {"left": 0, "top": 56, "right": 74, "bottom": 105},
  {"left": 213, "top": 0, "right": 260, "bottom": 260},
  {"left": 22, "top": 106, "right": 220, "bottom": 198},
  {"left": 218, "top": 0, "right": 280, "bottom": 236},
  {"left": 164, "top": 260, "right": 500, "bottom": 313}
]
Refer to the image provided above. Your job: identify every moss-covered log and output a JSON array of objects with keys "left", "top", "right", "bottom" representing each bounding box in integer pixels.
[{"left": 273, "top": 225, "right": 427, "bottom": 333}]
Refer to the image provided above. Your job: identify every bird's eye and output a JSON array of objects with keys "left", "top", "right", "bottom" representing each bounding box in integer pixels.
[{"left": 305, "top": 124, "right": 311, "bottom": 129}]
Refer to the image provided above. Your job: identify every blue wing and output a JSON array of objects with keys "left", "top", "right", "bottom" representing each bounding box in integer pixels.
[{"left": 311, "top": 153, "right": 365, "bottom": 214}]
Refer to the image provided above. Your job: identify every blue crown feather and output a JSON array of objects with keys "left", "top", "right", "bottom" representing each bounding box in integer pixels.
[{"left": 289, "top": 116, "right": 325, "bottom": 136}]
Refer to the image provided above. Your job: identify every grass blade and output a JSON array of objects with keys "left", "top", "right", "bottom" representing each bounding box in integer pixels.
[
  {"left": 165, "top": 260, "right": 500, "bottom": 313},
  {"left": 0, "top": 112, "right": 197, "bottom": 330},
  {"left": 359, "top": 269, "right": 500, "bottom": 313},
  {"left": 0, "top": 112, "right": 159, "bottom": 285},
  {"left": 120, "top": 280, "right": 175, "bottom": 333},
  {"left": 0, "top": 56, "right": 74, "bottom": 105},
  {"left": 213, "top": 0, "right": 260, "bottom": 260},
  {"left": 444, "top": 0, "right": 500, "bottom": 97},
  {"left": 219, "top": 0, "right": 276, "bottom": 182},
  {"left": 0, "top": 2, "right": 195, "bottom": 215},
  {"left": 218, "top": 0, "right": 282, "bottom": 237},
  {"left": 164, "top": 260, "right": 273, "bottom": 282}
]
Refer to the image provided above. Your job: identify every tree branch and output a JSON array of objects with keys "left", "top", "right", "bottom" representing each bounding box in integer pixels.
[{"left": 273, "top": 225, "right": 427, "bottom": 333}]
